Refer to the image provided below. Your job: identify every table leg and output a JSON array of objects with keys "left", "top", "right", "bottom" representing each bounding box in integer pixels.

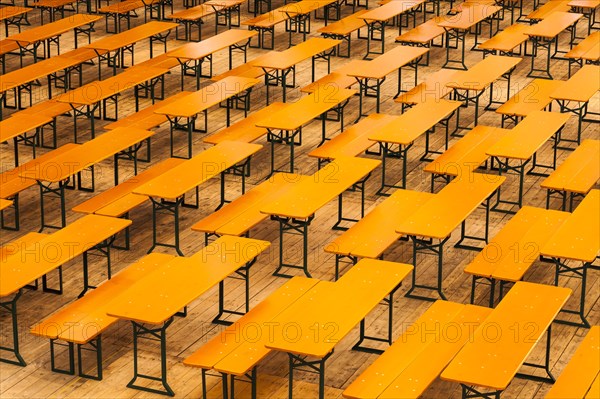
[
  {"left": 376, "top": 142, "right": 412, "bottom": 196},
  {"left": 287, "top": 352, "right": 332, "bottom": 399},
  {"left": 552, "top": 259, "right": 591, "bottom": 328},
  {"left": 0, "top": 290, "right": 26, "bottom": 367},
  {"left": 127, "top": 318, "right": 175, "bottom": 396},
  {"left": 272, "top": 215, "right": 314, "bottom": 278},
  {"left": 405, "top": 236, "right": 450, "bottom": 301}
]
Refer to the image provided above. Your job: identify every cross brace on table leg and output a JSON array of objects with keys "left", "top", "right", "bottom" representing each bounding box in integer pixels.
[
  {"left": 376, "top": 141, "right": 412, "bottom": 196},
  {"left": 454, "top": 195, "right": 493, "bottom": 250},
  {"left": 332, "top": 173, "right": 370, "bottom": 230},
  {"left": 148, "top": 196, "right": 186, "bottom": 256},
  {"left": 352, "top": 283, "right": 401, "bottom": 353},
  {"left": 491, "top": 157, "right": 529, "bottom": 214},
  {"left": 127, "top": 318, "right": 175, "bottom": 396},
  {"left": 267, "top": 127, "right": 301, "bottom": 175},
  {"left": 354, "top": 76, "right": 385, "bottom": 123},
  {"left": 212, "top": 258, "right": 256, "bottom": 325},
  {"left": 288, "top": 351, "right": 332, "bottom": 399},
  {"left": 272, "top": 215, "right": 314, "bottom": 278},
  {"left": 79, "top": 236, "right": 116, "bottom": 298},
  {"left": 553, "top": 258, "right": 591, "bottom": 328},
  {"left": 405, "top": 236, "right": 450, "bottom": 301}
]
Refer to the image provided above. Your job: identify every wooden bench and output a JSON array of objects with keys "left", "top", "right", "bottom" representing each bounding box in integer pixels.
[
  {"left": 317, "top": 9, "right": 369, "bottom": 57},
  {"left": 325, "top": 189, "right": 433, "bottom": 279},
  {"left": 241, "top": 4, "right": 290, "bottom": 49},
  {"left": 395, "top": 17, "right": 445, "bottom": 65},
  {"left": 30, "top": 252, "right": 175, "bottom": 380},
  {"left": 423, "top": 125, "right": 510, "bottom": 192},
  {"left": 368, "top": 99, "right": 462, "bottom": 193},
  {"left": 550, "top": 65, "right": 600, "bottom": 148},
  {"left": 0, "top": 143, "right": 79, "bottom": 231},
  {"left": 565, "top": 31, "right": 600, "bottom": 77},
  {"left": 541, "top": 139, "right": 600, "bottom": 210},
  {"left": 540, "top": 189, "right": 599, "bottom": 328},
  {"left": 168, "top": 3, "right": 219, "bottom": 41},
  {"left": 395, "top": 68, "right": 461, "bottom": 111},
  {"left": 343, "top": 300, "right": 491, "bottom": 399},
  {"left": 495, "top": 78, "right": 564, "bottom": 127},
  {"left": 478, "top": 23, "right": 529, "bottom": 56},
  {"left": 203, "top": 102, "right": 287, "bottom": 145},
  {"left": 72, "top": 158, "right": 186, "bottom": 248},
  {"left": 464, "top": 206, "right": 569, "bottom": 307},
  {"left": 183, "top": 276, "right": 320, "bottom": 399},
  {"left": 105, "top": 235, "right": 270, "bottom": 396},
  {"left": 546, "top": 326, "right": 600, "bottom": 398},
  {"left": 191, "top": 172, "right": 308, "bottom": 244},
  {"left": 99, "top": 0, "right": 163, "bottom": 33},
  {"left": 0, "top": 214, "right": 131, "bottom": 366},
  {"left": 441, "top": 282, "right": 572, "bottom": 397},
  {"left": 307, "top": 113, "right": 397, "bottom": 168},
  {"left": 300, "top": 59, "right": 361, "bottom": 94}
]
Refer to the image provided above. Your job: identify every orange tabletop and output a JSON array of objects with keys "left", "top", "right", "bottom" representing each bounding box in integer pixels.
[
  {"left": 0, "top": 113, "right": 52, "bottom": 143},
  {"left": 252, "top": 37, "right": 341, "bottom": 70},
  {"left": 541, "top": 139, "right": 600, "bottom": 194},
  {"left": 317, "top": 9, "right": 368, "bottom": 35},
  {"left": 106, "top": 236, "right": 270, "bottom": 324},
  {"left": 360, "top": 0, "right": 426, "bottom": 21},
  {"left": 265, "top": 259, "right": 413, "bottom": 358},
  {"left": 301, "top": 59, "right": 362, "bottom": 93},
  {"left": 0, "top": 199, "right": 12, "bottom": 212},
  {"left": 33, "top": 0, "right": 77, "bottom": 9},
  {"left": 212, "top": 51, "right": 276, "bottom": 81},
  {"left": 437, "top": 3, "right": 502, "bottom": 30},
  {"left": 528, "top": 0, "right": 572, "bottom": 19},
  {"left": 546, "top": 326, "right": 600, "bottom": 399},
  {"left": 496, "top": 79, "right": 564, "bottom": 117},
  {"left": 0, "top": 56, "right": 86, "bottom": 94},
  {"left": 168, "top": 3, "right": 219, "bottom": 20},
  {"left": 445, "top": 55, "right": 522, "bottom": 91},
  {"left": 441, "top": 281, "right": 571, "bottom": 391},
  {"left": 0, "top": 214, "right": 131, "bottom": 297},
  {"left": 18, "top": 127, "right": 154, "bottom": 182},
  {"left": 167, "top": 29, "right": 257, "bottom": 61},
  {"left": 464, "top": 206, "right": 569, "bottom": 282},
  {"left": 343, "top": 301, "right": 492, "bottom": 399},
  {"left": 154, "top": 76, "right": 259, "bottom": 118},
  {"left": 133, "top": 141, "right": 262, "bottom": 200},
  {"left": 541, "top": 189, "right": 600, "bottom": 262},
  {"left": 56, "top": 66, "right": 170, "bottom": 106},
  {"left": 86, "top": 21, "right": 178, "bottom": 52},
  {"left": 395, "top": 68, "right": 461, "bottom": 105},
  {"left": 261, "top": 157, "right": 379, "bottom": 219},
  {"left": 569, "top": 0, "right": 600, "bottom": 7},
  {"left": 0, "top": 6, "right": 32, "bottom": 21},
  {"left": 423, "top": 125, "right": 510, "bottom": 177},
  {"left": 478, "top": 23, "right": 529, "bottom": 52},
  {"left": 6, "top": 14, "right": 101, "bottom": 45},
  {"left": 396, "top": 172, "right": 505, "bottom": 239},
  {"left": 278, "top": 0, "right": 337, "bottom": 17},
  {"left": 551, "top": 64, "right": 600, "bottom": 102},
  {"left": 368, "top": 99, "right": 461, "bottom": 145},
  {"left": 523, "top": 11, "right": 583, "bottom": 38},
  {"left": 255, "top": 87, "right": 356, "bottom": 131},
  {"left": 346, "top": 45, "right": 428, "bottom": 79},
  {"left": 486, "top": 111, "right": 570, "bottom": 160}
]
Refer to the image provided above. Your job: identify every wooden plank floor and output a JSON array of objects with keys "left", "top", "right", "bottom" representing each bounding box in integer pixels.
[{"left": 1, "top": 1, "right": 599, "bottom": 397}]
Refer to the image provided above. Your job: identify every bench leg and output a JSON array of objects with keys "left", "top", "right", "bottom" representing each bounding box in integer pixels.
[
  {"left": 1, "top": 195, "right": 20, "bottom": 231},
  {"left": 0, "top": 290, "right": 26, "bottom": 367},
  {"left": 334, "top": 254, "right": 358, "bottom": 281},
  {"left": 127, "top": 319, "right": 175, "bottom": 396},
  {"left": 50, "top": 339, "right": 74, "bottom": 375},
  {"left": 405, "top": 236, "right": 449, "bottom": 301},
  {"left": 460, "top": 384, "right": 502, "bottom": 398},
  {"left": 77, "top": 336, "right": 103, "bottom": 380}
]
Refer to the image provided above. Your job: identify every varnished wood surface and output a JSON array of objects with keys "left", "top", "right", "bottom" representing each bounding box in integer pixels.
[{"left": 1, "top": 0, "right": 599, "bottom": 397}]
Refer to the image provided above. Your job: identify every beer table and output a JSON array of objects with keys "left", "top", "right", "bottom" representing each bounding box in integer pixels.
[{"left": 0, "top": 6, "right": 31, "bottom": 36}]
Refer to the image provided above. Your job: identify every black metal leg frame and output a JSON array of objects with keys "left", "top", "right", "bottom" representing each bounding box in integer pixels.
[
  {"left": 491, "top": 135, "right": 558, "bottom": 214},
  {"left": 285, "top": 12, "right": 312, "bottom": 47},
  {"left": 554, "top": 99, "right": 598, "bottom": 150},
  {"left": 200, "top": 368, "right": 258, "bottom": 399},
  {"left": 263, "top": 66, "right": 296, "bottom": 105},
  {"left": 147, "top": 161, "right": 248, "bottom": 255},
  {"left": 352, "top": 283, "right": 401, "bottom": 354},
  {"left": 405, "top": 236, "right": 450, "bottom": 301},
  {"left": 127, "top": 318, "right": 175, "bottom": 396},
  {"left": 552, "top": 258, "right": 591, "bottom": 328},
  {"left": 37, "top": 169, "right": 95, "bottom": 231},
  {"left": 79, "top": 236, "right": 116, "bottom": 298},
  {"left": 376, "top": 141, "right": 412, "bottom": 196},
  {"left": 470, "top": 276, "right": 513, "bottom": 308},
  {"left": 331, "top": 174, "right": 369, "bottom": 230},
  {"left": 49, "top": 335, "right": 103, "bottom": 380},
  {"left": 0, "top": 290, "right": 26, "bottom": 367},
  {"left": 458, "top": 327, "right": 555, "bottom": 399},
  {"left": 287, "top": 351, "right": 332, "bottom": 399},
  {"left": 212, "top": 258, "right": 256, "bottom": 326},
  {"left": 527, "top": 22, "right": 578, "bottom": 79}
]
